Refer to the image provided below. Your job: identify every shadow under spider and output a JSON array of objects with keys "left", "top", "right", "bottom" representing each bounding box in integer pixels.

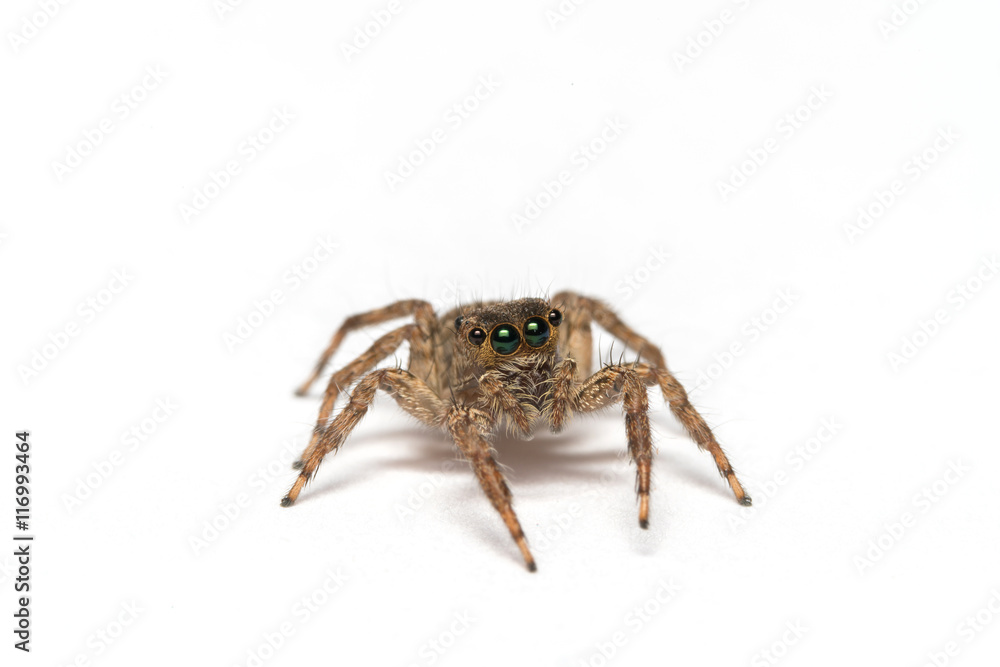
[{"left": 301, "top": 412, "right": 732, "bottom": 505}]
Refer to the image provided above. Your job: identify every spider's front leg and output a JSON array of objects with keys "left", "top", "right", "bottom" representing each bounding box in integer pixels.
[
  {"left": 547, "top": 360, "right": 654, "bottom": 528},
  {"left": 475, "top": 372, "right": 536, "bottom": 436},
  {"left": 447, "top": 407, "right": 537, "bottom": 572}
]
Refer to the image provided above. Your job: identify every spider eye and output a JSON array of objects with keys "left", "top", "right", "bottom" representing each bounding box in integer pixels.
[
  {"left": 523, "top": 317, "right": 550, "bottom": 347},
  {"left": 468, "top": 328, "right": 486, "bottom": 346},
  {"left": 548, "top": 309, "right": 563, "bottom": 326},
  {"left": 454, "top": 316, "right": 463, "bottom": 329},
  {"left": 490, "top": 324, "right": 520, "bottom": 355}
]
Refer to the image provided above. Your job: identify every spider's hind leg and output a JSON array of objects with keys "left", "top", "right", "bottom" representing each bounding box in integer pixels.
[
  {"left": 293, "top": 324, "right": 414, "bottom": 470},
  {"left": 283, "top": 368, "right": 447, "bottom": 507},
  {"left": 292, "top": 301, "right": 443, "bottom": 470},
  {"left": 295, "top": 299, "right": 435, "bottom": 396}
]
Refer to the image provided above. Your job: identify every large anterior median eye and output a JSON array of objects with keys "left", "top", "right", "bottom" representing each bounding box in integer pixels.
[
  {"left": 523, "top": 317, "right": 550, "bottom": 347},
  {"left": 490, "top": 324, "right": 520, "bottom": 355}
]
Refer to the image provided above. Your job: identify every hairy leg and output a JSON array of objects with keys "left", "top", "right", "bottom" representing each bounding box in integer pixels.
[
  {"left": 475, "top": 371, "right": 536, "bottom": 436},
  {"left": 295, "top": 299, "right": 435, "bottom": 396},
  {"left": 546, "top": 357, "right": 577, "bottom": 432},
  {"left": 551, "top": 292, "right": 594, "bottom": 377},
  {"left": 634, "top": 363, "right": 751, "bottom": 506},
  {"left": 294, "top": 324, "right": 415, "bottom": 470},
  {"left": 553, "top": 291, "right": 666, "bottom": 368},
  {"left": 447, "top": 407, "right": 536, "bottom": 572},
  {"left": 550, "top": 363, "right": 654, "bottom": 528},
  {"left": 282, "top": 368, "right": 447, "bottom": 507},
  {"left": 554, "top": 292, "right": 751, "bottom": 507}
]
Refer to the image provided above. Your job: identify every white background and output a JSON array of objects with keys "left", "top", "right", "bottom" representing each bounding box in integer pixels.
[{"left": 2, "top": 1, "right": 999, "bottom": 665}]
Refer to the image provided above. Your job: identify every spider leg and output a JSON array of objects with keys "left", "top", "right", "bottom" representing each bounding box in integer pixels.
[
  {"left": 633, "top": 363, "right": 752, "bottom": 506},
  {"left": 553, "top": 291, "right": 751, "bottom": 507},
  {"left": 551, "top": 296, "right": 594, "bottom": 377},
  {"left": 567, "top": 364, "right": 654, "bottom": 529},
  {"left": 447, "top": 407, "right": 536, "bottom": 572},
  {"left": 552, "top": 291, "right": 667, "bottom": 368},
  {"left": 294, "top": 323, "right": 416, "bottom": 470},
  {"left": 475, "top": 372, "right": 536, "bottom": 436},
  {"left": 282, "top": 368, "right": 446, "bottom": 507},
  {"left": 545, "top": 357, "right": 577, "bottom": 432},
  {"left": 295, "top": 299, "right": 435, "bottom": 396}
]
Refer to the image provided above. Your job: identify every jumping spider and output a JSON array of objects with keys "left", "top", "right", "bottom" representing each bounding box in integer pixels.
[{"left": 282, "top": 292, "right": 751, "bottom": 571}]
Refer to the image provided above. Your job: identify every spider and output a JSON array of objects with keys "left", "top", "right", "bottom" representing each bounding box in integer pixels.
[{"left": 281, "top": 292, "right": 751, "bottom": 571}]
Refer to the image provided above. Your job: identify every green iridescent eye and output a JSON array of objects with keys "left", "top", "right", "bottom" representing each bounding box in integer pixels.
[
  {"left": 523, "top": 317, "right": 550, "bottom": 347},
  {"left": 490, "top": 324, "right": 520, "bottom": 355}
]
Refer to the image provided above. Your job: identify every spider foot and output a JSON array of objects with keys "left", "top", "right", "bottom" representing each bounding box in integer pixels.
[
  {"left": 280, "top": 496, "right": 294, "bottom": 507},
  {"left": 292, "top": 459, "right": 305, "bottom": 470},
  {"left": 739, "top": 494, "right": 753, "bottom": 507}
]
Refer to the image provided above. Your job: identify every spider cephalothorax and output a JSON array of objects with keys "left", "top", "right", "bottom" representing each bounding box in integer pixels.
[{"left": 283, "top": 292, "right": 751, "bottom": 572}]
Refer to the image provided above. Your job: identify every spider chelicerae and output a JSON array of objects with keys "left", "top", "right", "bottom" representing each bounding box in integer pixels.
[{"left": 282, "top": 292, "right": 751, "bottom": 571}]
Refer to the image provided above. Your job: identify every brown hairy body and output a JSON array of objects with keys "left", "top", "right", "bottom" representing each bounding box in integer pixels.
[{"left": 282, "top": 292, "right": 751, "bottom": 571}]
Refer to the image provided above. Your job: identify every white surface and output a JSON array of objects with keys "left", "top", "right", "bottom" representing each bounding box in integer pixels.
[{"left": 3, "top": 1, "right": 999, "bottom": 665}]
